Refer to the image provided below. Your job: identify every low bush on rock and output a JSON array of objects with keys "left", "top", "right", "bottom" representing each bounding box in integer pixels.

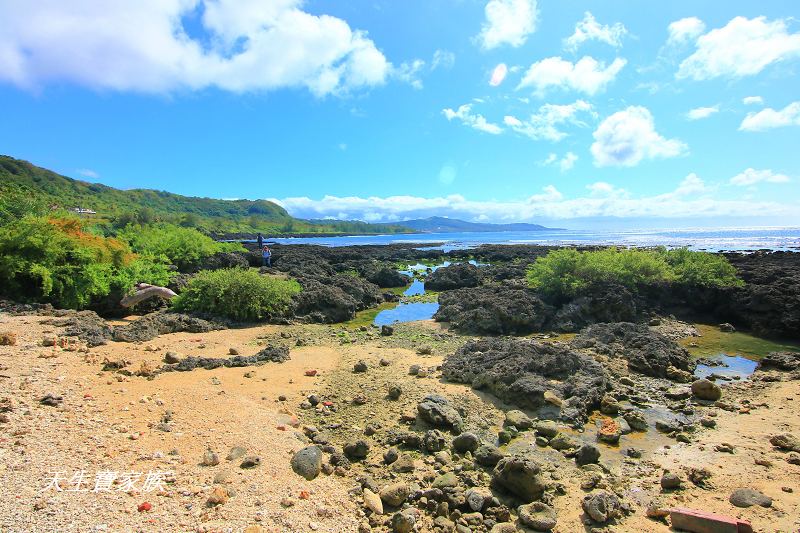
[
  {"left": 526, "top": 247, "right": 742, "bottom": 299},
  {"left": 172, "top": 268, "right": 300, "bottom": 321}
]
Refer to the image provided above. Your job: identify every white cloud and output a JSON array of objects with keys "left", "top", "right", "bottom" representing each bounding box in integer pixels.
[
  {"left": 394, "top": 59, "right": 426, "bottom": 89},
  {"left": 76, "top": 168, "right": 99, "bottom": 179},
  {"left": 591, "top": 106, "right": 687, "bottom": 167},
  {"left": 489, "top": 63, "right": 508, "bottom": 86},
  {"left": 0, "top": 0, "right": 391, "bottom": 96},
  {"left": 431, "top": 50, "right": 455, "bottom": 71},
  {"left": 517, "top": 56, "right": 626, "bottom": 96},
  {"left": 542, "top": 152, "right": 578, "bottom": 172},
  {"left": 564, "top": 12, "right": 627, "bottom": 52},
  {"left": 443, "top": 104, "right": 503, "bottom": 134},
  {"left": 338, "top": 143, "right": 347, "bottom": 151},
  {"left": 667, "top": 17, "right": 706, "bottom": 46},
  {"left": 504, "top": 100, "right": 594, "bottom": 141},
  {"left": 742, "top": 96, "right": 764, "bottom": 106},
  {"left": 478, "top": 0, "right": 538, "bottom": 50},
  {"left": 559, "top": 152, "right": 578, "bottom": 172},
  {"left": 686, "top": 105, "right": 719, "bottom": 120},
  {"left": 739, "top": 101, "right": 800, "bottom": 131},
  {"left": 677, "top": 16, "right": 800, "bottom": 80},
  {"left": 730, "top": 168, "right": 791, "bottom": 186},
  {"left": 271, "top": 175, "right": 790, "bottom": 222}
]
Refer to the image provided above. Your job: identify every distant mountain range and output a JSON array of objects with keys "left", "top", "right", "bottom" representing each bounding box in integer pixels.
[{"left": 382, "top": 216, "right": 561, "bottom": 233}]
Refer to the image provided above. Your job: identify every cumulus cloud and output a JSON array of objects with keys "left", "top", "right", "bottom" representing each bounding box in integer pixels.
[
  {"left": 504, "top": 100, "right": 595, "bottom": 141},
  {"left": 564, "top": 12, "right": 627, "bottom": 52},
  {"left": 443, "top": 104, "right": 503, "bottom": 134},
  {"left": 477, "top": 0, "right": 538, "bottom": 50},
  {"left": 739, "top": 101, "right": 800, "bottom": 131},
  {"left": 271, "top": 175, "right": 789, "bottom": 222},
  {"left": 591, "top": 106, "right": 687, "bottom": 167},
  {"left": 677, "top": 16, "right": 800, "bottom": 80},
  {"left": 517, "top": 56, "right": 626, "bottom": 96},
  {"left": 489, "top": 63, "right": 509, "bottom": 86},
  {"left": 730, "top": 168, "right": 791, "bottom": 186},
  {"left": 0, "top": 0, "right": 392, "bottom": 96},
  {"left": 686, "top": 105, "right": 719, "bottom": 120},
  {"left": 742, "top": 96, "right": 764, "bottom": 106},
  {"left": 667, "top": 17, "right": 706, "bottom": 46}
]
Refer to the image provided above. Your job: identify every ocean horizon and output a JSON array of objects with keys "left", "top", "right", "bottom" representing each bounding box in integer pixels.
[{"left": 262, "top": 226, "right": 800, "bottom": 252}]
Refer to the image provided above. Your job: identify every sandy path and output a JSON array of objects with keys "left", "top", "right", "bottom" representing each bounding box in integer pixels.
[{"left": 0, "top": 315, "right": 359, "bottom": 533}]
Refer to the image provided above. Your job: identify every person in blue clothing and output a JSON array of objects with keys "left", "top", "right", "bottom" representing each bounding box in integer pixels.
[
  {"left": 256, "top": 233, "right": 264, "bottom": 249},
  {"left": 261, "top": 245, "right": 272, "bottom": 267}
]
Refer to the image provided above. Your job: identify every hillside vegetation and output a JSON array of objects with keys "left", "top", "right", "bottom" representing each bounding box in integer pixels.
[{"left": 0, "top": 155, "right": 407, "bottom": 235}]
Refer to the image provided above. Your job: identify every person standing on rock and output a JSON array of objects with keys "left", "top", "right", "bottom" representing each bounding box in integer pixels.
[
  {"left": 262, "top": 245, "right": 272, "bottom": 267},
  {"left": 256, "top": 233, "right": 264, "bottom": 249}
]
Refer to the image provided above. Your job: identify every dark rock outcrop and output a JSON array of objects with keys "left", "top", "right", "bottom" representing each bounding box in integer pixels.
[
  {"left": 442, "top": 338, "right": 608, "bottom": 424},
  {"left": 571, "top": 322, "right": 693, "bottom": 378},
  {"left": 434, "top": 283, "right": 553, "bottom": 335},
  {"left": 759, "top": 351, "right": 800, "bottom": 371},
  {"left": 49, "top": 311, "right": 113, "bottom": 346},
  {"left": 425, "top": 263, "right": 482, "bottom": 291},
  {"left": 162, "top": 345, "right": 289, "bottom": 372},
  {"left": 112, "top": 312, "right": 224, "bottom": 343},
  {"left": 550, "top": 283, "right": 638, "bottom": 332}
]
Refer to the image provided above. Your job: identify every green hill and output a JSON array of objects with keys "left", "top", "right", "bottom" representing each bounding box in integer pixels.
[{"left": 0, "top": 155, "right": 407, "bottom": 235}]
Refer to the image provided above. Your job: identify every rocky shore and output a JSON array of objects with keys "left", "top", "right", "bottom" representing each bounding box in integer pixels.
[{"left": 1, "top": 243, "right": 799, "bottom": 532}]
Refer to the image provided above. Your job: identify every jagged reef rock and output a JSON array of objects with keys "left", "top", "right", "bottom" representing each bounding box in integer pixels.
[
  {"left": 162, "top": 345, "right": 290, "bottom": 372},
  {"left": 425, "top": 263, "right": 482, "bottom": 291},
  {"left": 434, "top": 282, "right": 553, "bottom": 335},
  {"left": 550, "top": 283, "right": 638, "bottom": 332},
  {"left": 571, "top": 322, "right": 693, "bottom": 378},
  {"left": 112, "top": 312, "right": 224, "bottom": 343},
  {"left": 46, "top": 311, "right": 113, "bottom": 347},
  {"left": 442, "top": 338, "right": 608, "bottom": 424}
]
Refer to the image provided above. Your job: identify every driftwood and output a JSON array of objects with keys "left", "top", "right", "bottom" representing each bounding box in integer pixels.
[{"left": 120, "top": 283, "right": 177, "bottom": 308}]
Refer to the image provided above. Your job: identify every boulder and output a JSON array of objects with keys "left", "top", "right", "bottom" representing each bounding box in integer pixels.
[
  {"left": 729, "top": 488, "right": 772, "bottom": 508},
  {"left": 575, "top": 444, "right": 601, "bottom": 466},
  {"left": 491, "top": 454, "right": 547, "bottom": 502},
  {"left": 691, "top": 379, "right": 722, "bottom": 401},
  {"left": 291, "top": 446, "right": 322, "bottom": 480},
  {"left": 417, "top": 394, "right": 462, "bottom": 429},
  {"left": 380, "top": 482, "right": 410, "bottom": 507},
  {"left": 505, "top": 410, "right": 533, "bottom": 430},
  {"left": 518, "top": 501, "right": 557, "bottom": 531},
  {"left": 581, "top": 491, "right": 621, "bottom": 523},
  {"left": 475, "top": 444, "right": 505, "bottom": 467},
  {"left": 452, "top": 432, "right": 480, "bottom": 453}
]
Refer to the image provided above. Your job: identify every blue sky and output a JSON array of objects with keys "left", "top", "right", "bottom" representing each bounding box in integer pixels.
[{"left": 1, "top": 0, "right": 799, "bottom": 228}]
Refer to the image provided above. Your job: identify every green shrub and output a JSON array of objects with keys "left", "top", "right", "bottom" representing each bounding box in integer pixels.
[
  {"left": 0, "top": 216, "right": 173, "bottom": 309},
  {"left": 526, "top": 247, "right": 742, "bottom": 298},
  {"left": 117, "top": 223, "right": 242, "bottom": 271},
  {"left": 172, "top": 268, "right": 301, "bottom": 321},
  {"left": 661, "top": 248, "right": 742, "bottom": 288}
]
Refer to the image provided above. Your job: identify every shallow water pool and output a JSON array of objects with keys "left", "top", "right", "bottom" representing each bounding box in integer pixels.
[{"left": 373, "top": 302, "right": 440, "bottom": 326}]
